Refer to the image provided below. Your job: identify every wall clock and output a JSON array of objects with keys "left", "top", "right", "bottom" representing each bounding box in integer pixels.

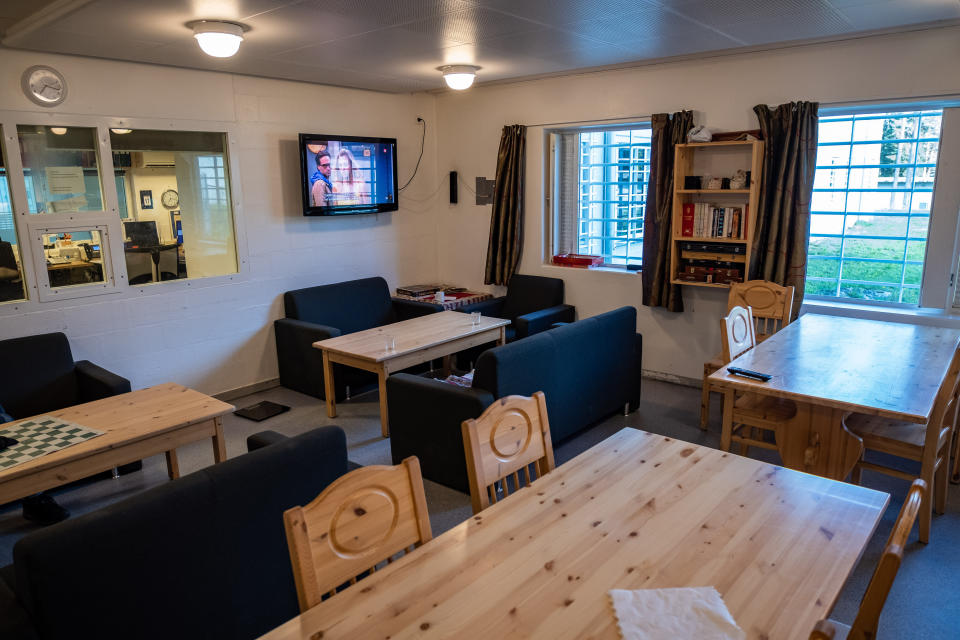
[
  {"left": 21, "top": 66, "right": 68, "bottom": 107},
  {"left": 161, "top": 189, "right": 180, "bottom": 209}
]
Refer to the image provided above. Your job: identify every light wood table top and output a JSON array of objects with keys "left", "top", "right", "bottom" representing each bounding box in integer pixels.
[
  {"left": 313, "top": 310, "right": 510, "bottom": 362},
  {"left": 709, "top": 314, "right": 960, "bottom": 423},
  {"left": 257, "top": 429, "right": 888, "bottom": 640},
  {"left": 0, "top": 383, "right": 235, "bottom": 502}
]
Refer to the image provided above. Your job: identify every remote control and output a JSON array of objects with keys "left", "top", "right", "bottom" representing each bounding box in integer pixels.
[{"left": 727, "top": 366, "right": 772, "bottom": 382}]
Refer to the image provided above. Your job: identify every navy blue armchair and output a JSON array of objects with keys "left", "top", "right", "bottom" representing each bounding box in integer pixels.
[
  {"left": 458, "top": 274, "right": 575, "bottom": 342},
  {"left": 274, "top": 276, "right": 439, "bottom": 400}
]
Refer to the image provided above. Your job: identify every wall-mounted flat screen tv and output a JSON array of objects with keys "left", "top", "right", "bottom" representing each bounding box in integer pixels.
[{"left": 299, "top": 133, "right": 398, "bottom": 216}]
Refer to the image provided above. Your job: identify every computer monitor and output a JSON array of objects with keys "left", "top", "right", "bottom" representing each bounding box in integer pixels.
[{"left": 124, "top": 221, "right": 159, "bottom": 248}]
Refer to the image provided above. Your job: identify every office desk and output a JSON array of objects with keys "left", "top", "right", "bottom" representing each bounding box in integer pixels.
[{"left": 257, "top": 429, "right": 888, "bottom": 640}]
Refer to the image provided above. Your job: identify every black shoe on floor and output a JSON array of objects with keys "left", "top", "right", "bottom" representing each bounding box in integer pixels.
[{"left": 22, "top": 494, "right": 70, "bottom": 525}]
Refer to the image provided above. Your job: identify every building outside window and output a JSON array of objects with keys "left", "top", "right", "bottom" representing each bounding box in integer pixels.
[
  {"left": 806, "top": 109, "right": 942, "bottom": 305},
  {"left": 552, "top": 126, "right": 651, "bottom": 267}
]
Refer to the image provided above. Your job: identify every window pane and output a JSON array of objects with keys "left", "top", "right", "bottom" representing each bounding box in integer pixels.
[
  {"left": 573, "top": 127, "right": 650, "bottom": 266},
  {"left": 43, "top": 229, "right": 106, "bottom": 289},
  {"left": 17, "top": 125, "right": 103, "bottom": 214},
  {"left": 110, "top": 129, "right": 237, "bottom": 282},
  {"left": 806, "top": 109, "right": 942, "bottom": 305},
  {"left": 0, "top": 133, "right": 26, "bottom": 303}
]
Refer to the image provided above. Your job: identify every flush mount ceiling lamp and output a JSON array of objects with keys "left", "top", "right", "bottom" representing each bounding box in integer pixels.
[
  {"left": 189, "top": 20, "right": 248, "bottom": 58},
  {"left": 110, "top": 128, "right": 133, "bottom": 134},
  {"left": 440, "top": 65, "right": 480, "bottom": 90},
  {"left": 49, "top": 127, "right": 67, "bottom": 135}
]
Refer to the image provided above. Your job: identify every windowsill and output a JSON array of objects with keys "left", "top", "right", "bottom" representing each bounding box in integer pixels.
[
  {"left": 542, "top": 263, "right": 640, "bottom": 277},
  {"left": 801, "top": 298, "right": 960, "bottom": 328}
]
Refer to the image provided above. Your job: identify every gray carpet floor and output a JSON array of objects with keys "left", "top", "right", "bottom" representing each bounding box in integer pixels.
[{"left": 1, "top": 379, "right": 957, "bottom": 638}]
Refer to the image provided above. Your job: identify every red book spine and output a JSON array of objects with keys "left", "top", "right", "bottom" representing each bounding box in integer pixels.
[{"left": 681, "top": 203, "right": 695, "bottom": 237}]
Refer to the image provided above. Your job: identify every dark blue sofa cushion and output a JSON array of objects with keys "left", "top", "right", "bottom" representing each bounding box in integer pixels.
[
  {"left": 284, "top": 276, "right": 394, "bottom": 334},
  {"left": 9, "top": 426, "right": 349, "bottom": 640},
  {"left": 473, "top": 306, "right": 638, "bottom": 443}
]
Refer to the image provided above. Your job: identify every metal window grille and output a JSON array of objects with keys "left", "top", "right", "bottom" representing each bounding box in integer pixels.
[
  {"left": 806, "top": 109, "right": 942, "bottom": 305},
  {"left": 551, "top": 127, "right": 651, "bottom": 267}
]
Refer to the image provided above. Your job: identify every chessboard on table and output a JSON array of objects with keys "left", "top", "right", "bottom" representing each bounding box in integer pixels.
[{"left": 0, "top": 416, "right": 104, "bottom": 470}]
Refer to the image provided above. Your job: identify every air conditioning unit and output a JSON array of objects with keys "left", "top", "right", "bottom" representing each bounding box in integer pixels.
[{"left": 131, "top": 152, "right": 175, "bottom": 168}]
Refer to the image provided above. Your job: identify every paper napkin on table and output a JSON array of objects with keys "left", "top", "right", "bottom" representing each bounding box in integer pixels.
[{"left": 608, "top": 587, "right": 746, "bottom": 640}]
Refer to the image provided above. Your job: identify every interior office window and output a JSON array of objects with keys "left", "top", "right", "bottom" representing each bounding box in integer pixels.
[
  {"left": 0, "top": 134, "right": 27, "bottom": 303},
  {"left": 806, "top": 109, "right": 942, "bottom": 305},
  {"left": 552, "top": 126, "right": 651, "bottom": 267},
  {"left": 41, "top": 229, "right": 107, "bottom": 289},
  {"left": 109, "top": 129, "right": 238, "bottom": 284},
  {"left": 16, "top": 125, "right": 104, "bottom": 214}
]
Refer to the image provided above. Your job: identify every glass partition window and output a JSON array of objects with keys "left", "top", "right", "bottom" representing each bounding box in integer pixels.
[
  {"left": 110, "top": 129, "right": 237, "bottom": 284},
  {"left": 42, "top": 229, "right": 107, "bottom": 289},
  {"left": 0, "top": 130, "right": 27, "bottom": 303},
  {"left": 16, "top": 125, "right": 104, "bottom": 214}
]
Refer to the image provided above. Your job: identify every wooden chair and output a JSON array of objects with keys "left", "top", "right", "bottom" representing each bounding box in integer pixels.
[
  {"left": 701, "top": 280, "right": 795, "bottom": 429},
  {"left": 719, "top": 305, "right": 797, "bottom": 456},
  {"left": 809, "top": 479, "right": 926, "bottom": 640},
  {"left": 462, "top": 392, "right": 556, "bottom": 514},
  {"left": 283, "top": 457, "right": 433, "bottom": 611},
  {"left": 845, "top": 343, "right": 960, "bottom": 543}
]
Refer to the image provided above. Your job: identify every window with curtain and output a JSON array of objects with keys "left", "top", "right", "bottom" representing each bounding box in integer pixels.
[
  {"left": 806, "top": 109, "right": 942, "bottom": 305},
  {"left": 551, "top": 125, "right": 651, "bottom": 267}
]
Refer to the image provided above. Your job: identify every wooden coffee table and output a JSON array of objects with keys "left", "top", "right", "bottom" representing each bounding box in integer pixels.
[
  {"left": 0, "top": 383, "right": 235, "bottom": 504},
  {"left": 314, "top": 310, "right": 510, "bottom": 437}
]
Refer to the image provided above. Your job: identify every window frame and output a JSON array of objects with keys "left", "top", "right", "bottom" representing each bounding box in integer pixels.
[
  {"left": 0, "top": 111, "right": 248, "bottom": 312},
  {"left": 806, "top": 104, "right": 960, "bottom": 311},
  {"left": 546, "top": 121, "right": 651, "bottom": 270}
]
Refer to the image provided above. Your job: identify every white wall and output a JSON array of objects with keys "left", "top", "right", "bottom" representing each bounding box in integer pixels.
[
  {"left": 0, "top": 49, "right": 441, "bottom": 394},
  {"left": 434, "top": 26, "right": 960, "bottom": 381}
]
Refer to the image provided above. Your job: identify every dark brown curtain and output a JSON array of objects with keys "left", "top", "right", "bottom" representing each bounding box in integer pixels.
[
  {"left": 641, "top": 110, "right": 693, "bottom": 311},
  {"left": 484, "top": 124, "right": 526, "bottom": 285},
  {"left": 750, "top": 102, "right": 819, "bottom": 318}
]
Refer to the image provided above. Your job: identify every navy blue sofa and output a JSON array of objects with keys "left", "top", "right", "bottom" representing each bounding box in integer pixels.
[
  {"left": 274, "top": 276, "right": 439, "bottom": 400},
  {"left": 387, "top": 306, "right": 642, "bottom": 492},
  {"left": 0, "top": 426, "right": 350, "bottom": 640}
]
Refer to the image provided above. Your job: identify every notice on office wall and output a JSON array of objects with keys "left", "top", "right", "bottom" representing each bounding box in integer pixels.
[{"left": 45, "top": 167, "right": 85, "bottom": 195}]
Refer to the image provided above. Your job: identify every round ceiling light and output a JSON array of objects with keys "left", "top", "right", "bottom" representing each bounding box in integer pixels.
[
  {"left": 190, "top": 20, "right": 247, "bottom": 58},
  {"left": 440, "top": 65, "right": 480, "bottom": 90},
  {"left": 110, "top": 128, "right": 133, "bottom": 134},
  {"left": 50, "top": 127, "right": 67, "bottom": 135}
]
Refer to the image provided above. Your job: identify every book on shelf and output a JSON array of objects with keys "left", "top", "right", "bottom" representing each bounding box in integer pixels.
[
  {"left": 687, "top": 204, "right": 746, "bottom": 240},
  {"left": 681, "top": 203, "right": 695, "bottom": 237}
]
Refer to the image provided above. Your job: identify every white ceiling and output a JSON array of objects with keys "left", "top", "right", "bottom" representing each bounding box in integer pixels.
[{"left": 2, "top": 0, "right": 958, "bottom": 93}]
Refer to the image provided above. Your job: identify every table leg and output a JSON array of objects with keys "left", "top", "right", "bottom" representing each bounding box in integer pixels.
[
  {"left": 442, "top": 354, "right": 453, "bottom": 377},
  {"left": 165, "top": 450, "right": 180, "bottom": 479},
  {"left": 497, "top": 326, "right": 506, "bottom": 346},
  {"left": 720, "top": 390, "right": 734, "bottom": 452},
  {"left": 776, "top": 403, "right": 863, "bottom": 481},
  {"left": 322, "top": 350, "right": 337, "bottom": 418},
  {"left": 211, "top": 417, "right": 227, "bottom": 463},
  {"left": 378, "top": 365, "right": 389, "bottom": 438}
]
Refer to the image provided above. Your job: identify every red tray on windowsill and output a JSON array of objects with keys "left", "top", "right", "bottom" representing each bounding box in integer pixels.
[{"left": 553, "top": 253, "right": 603, "bottom": 268}]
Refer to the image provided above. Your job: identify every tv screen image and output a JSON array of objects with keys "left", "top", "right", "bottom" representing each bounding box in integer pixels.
[{"left": 299, "top": 133, "right": 398, "bottom": 216}]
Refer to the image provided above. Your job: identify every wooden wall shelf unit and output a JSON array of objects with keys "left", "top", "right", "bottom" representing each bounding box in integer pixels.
[{"left": 670, "top": 140, "right": 764, "bottom": 288}]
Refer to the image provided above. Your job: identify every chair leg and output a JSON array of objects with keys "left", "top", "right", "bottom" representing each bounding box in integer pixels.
[
  {"left": 700, "top": 376, "right": 711, "bottom": 430},
  {"left": 851, "top": 462, "right": 863, "bottom": 485},
  {"left": 919, "top": 458, "right": 935, "bottom": 544},
  {"left": 952, "top": 427, "right": 960, "bottom": 484},
  {"left": 935, "top": 456, "right": 948, "bottom": 515}
]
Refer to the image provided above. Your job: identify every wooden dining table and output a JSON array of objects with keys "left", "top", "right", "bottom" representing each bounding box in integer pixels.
[
  {"left": 256, "top": 428, "right": 888, "bottom": 640},
  {"left": 709, "top": 313, "right": 960, "bottom": 480}
]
